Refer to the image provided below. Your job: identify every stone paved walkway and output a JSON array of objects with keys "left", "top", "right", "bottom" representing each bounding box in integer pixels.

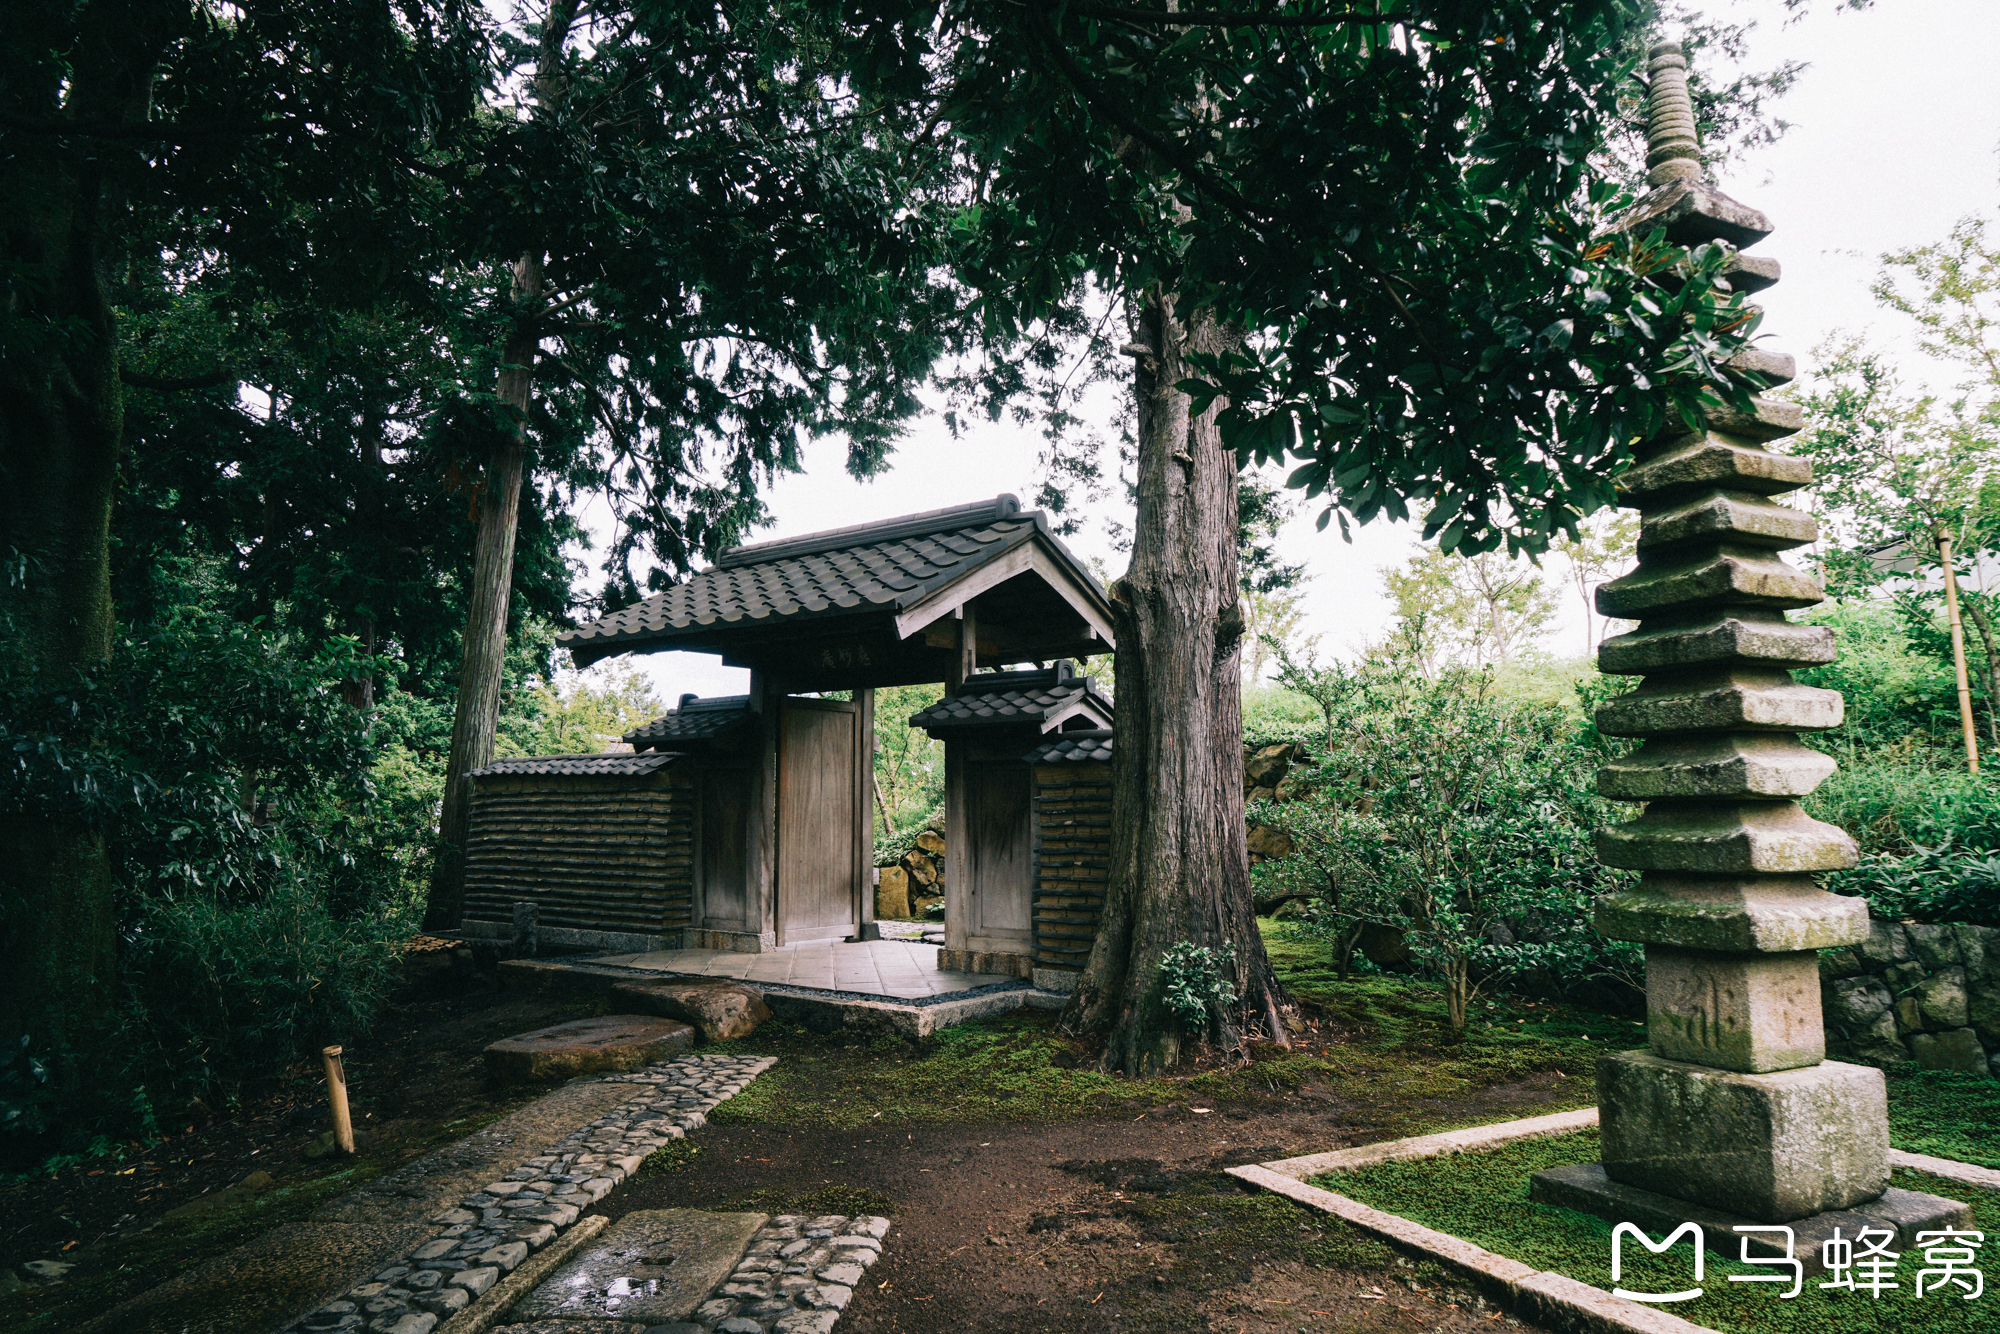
[
  {"left": 290, "top": 1054, "right": 776, "bottom": 1334},
  {"left": 591, "top": 940, "right": 982, "bottom": 999}
]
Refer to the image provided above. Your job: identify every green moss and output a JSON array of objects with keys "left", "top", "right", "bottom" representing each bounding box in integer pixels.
[
  {"left": 638, "top": 1139, "right": 703, "bottom": 1175},
  {"left": 1320, "top": 1130, "right": 2000, "bottom": 1334},
  {"left": 709, "top": 1183, "right": 899, "bottom": 1218},
  {"left": 1889, "top": 1068, "right": 2000, "bottom": 1169}
]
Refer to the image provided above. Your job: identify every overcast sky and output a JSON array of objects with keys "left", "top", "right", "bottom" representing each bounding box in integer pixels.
[{"left": 581, "top": 0, "right": 2000, "bottom": 704}]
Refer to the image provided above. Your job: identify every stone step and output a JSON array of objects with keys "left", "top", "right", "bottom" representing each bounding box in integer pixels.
[
  {"left": 1598, "top": 612, "right": 1835, "bottom": 675},
  {"left": 1596, "top": 733, "right": 1837, "bottom": 799},
  {"left": 483, "top": 1016, "right": 697, "bottom": 1084},
  {"left": 1594, "top": 671, "right": 1843, "bottom": 736},
  {"left": 1596, "top": 799, "right": 1858, "bottom": 875},
  {"left": 1596, "top": 547, "right": 1824, "bottom": 618},
  {"left": 1636, "top": 490, "right": 1816, "bottom": 553}
]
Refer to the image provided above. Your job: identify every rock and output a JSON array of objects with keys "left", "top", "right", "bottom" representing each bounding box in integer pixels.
[
  {"left": 1244, "top": 743, "right": 1293, "bottom": 790},
  {"left": 1895, "top": 996, "right": 1923, "bottom": 1034},
  {"left": 1357, "top": 922, "right": 1408, "bottom": 967},
  {"left": 304, "top": 1127, "right": 374, "bottom": 1159},
  {"left": 1906, "top": 923, "right": 1961, "bottom": 970},
  {"left": 1818, "top": 947, "right": 1864, "bottom": 981},
  {"left": 1273, "top": 770, "right": 1308, "bottom": 802},
  {"left": 1858, "top": 920, "right": 1911, "bottom": 966},
  {"left": 610, "top": 980, "right": 773, "bottom": 1043},
  {"left": 1825, "top": 976, "right": 1892, "bottom": 1028},
  {"left": 716, "top": 1320, "right": 765, "bottom": 1334},
  {"left": 1885, "top": 960, "right": 1926, "bottom": 995},
  {"left": 1912, "top": 1028, "right": 1990, "bottom": 1075},
  {"left": 1917, "top": 967, "right": 1970, "bottom": 1029},
  {"left": 1245, "top": 824, "right": 1294, "bottom": 859},
  {"left": 775, "top": 1313, "right": 841, "bottom": 1334},
  {"left": 21, "top": 1260, "right": 73, "bottom": 1282},
  {"left": 1246, "top": 784, "right": 1279, "bottom": 804},
  {"left": 901, "top": 850, "right": 938, "bottom": 886},
  {"left": 476, "top": 1242, "right": 530, "bottom": 1272},
  {"left": 915, "top": 829, "right": 947, "bottom": 856},
  {"left": 483, "top": 1016, "right": 696, "bottom": 1084},
  {"left": 509, "top": 1209, "right": 768, "bottom": 1325},
  {"left": 815, "top": 1261, "right": 865, "bottom": 1287},
  {"left": 1957, "top": 924, "right": 1999, "bottom": 982},
  {"left": 875, "top": 866, "right": 912, "bottom": 919},
  {"left": 1970, "top": 976, "right": 2000, "bottom": 1044},
  {"left": 378, "top": 1315, "right": 437, "bottom": 1334},
  {"left": 1842, "top": 1010, "right": 1912, "bottom": 1069}
]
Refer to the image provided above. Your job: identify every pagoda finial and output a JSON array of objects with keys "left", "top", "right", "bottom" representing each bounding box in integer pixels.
[{"left": 1644, "top": 39, "right": 1703, "bottom": 187}]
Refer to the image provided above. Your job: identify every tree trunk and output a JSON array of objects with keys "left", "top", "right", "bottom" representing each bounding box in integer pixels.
[
  {"left": 423, "top": 263, "right": 540, "bottom": 929},
  {"left": 1062, "top": 290, "right": 1287, "bottom": 1074},
  {"left": 1962, "top": 594, "right": 2000, "bottom": 751},
  {"left": 423, "top": 0, "right": 577, "bottom": 929},
  {"left": 0, "top": 3, "right": 174, "bottom": 1048}
]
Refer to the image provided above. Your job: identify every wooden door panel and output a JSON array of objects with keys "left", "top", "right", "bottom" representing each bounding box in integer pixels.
[
  {"left": 777, "top": 699, "right": 859, "bottom": 942},
  {"left": 700, "top": 768, "right": 752, "bottom": 929},
  {"left": 965, "top": 761, "right": 1033, "bottom": 938}
]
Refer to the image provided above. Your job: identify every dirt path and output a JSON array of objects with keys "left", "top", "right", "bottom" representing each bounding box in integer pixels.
[{"left": 604, "top": 1090, "right": 1560, "bottom": 1334}]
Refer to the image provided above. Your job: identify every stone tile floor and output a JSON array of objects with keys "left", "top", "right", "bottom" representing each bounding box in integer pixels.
[{"left": 590, "top": 940, "right": 984, "bottom": 999}]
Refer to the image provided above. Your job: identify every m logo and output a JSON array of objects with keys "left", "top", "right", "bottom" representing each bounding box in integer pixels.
[{"left": 1611, "top": 1222, "right": 1706, "bottom": 1303}]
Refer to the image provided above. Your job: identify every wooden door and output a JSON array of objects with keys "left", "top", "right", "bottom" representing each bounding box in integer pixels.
[
  {"left": 776, "top": 697, "right": 861, "bottom": 943},
  {"left": 964, "top": 760, "right": 1033, "bottom": 944},
  {"left": 699, "top": 767, "right": 752, "bottom": 930}
]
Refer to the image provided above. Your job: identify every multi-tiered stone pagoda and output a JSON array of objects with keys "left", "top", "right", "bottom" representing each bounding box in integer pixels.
[{"left": 1530, "top": 39, "right": 1968, "bottom": 1263}]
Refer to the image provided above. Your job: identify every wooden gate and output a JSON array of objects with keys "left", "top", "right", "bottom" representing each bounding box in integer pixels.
[{"left": 775, "top": 696, "right": 864, "bottom": 943}]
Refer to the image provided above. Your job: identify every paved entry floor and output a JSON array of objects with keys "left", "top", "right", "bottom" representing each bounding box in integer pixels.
[{"left": 590, "top": 938, "right": 992, "bottom": 999}]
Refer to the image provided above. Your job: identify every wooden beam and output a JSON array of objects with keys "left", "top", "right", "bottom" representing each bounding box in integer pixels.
[
  {"left": 894, "top": 544, "right": 1034, "bottom": 639},
  {"left": 854, "top": 687, "right": 876, "bottom": 939}
]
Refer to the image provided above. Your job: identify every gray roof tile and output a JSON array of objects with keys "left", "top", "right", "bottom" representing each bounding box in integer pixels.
[
  {"left": 909, "top": 663, "right": 1113, "bottom": 735},
  {"left": 624, "top": 695, "right": 753, "bottom": 749},
  {"left": 1026, "top": 729, "right": 1115, "bottom": 764},
  {"left": 558, "top": 495, "right": 1102, "bottom": 661},
  {"left": 469, "top": 752, "right": 680, "bottom": 779}
]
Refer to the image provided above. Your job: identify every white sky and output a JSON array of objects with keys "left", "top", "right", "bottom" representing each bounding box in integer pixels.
[{"left": 575, "top": 0, "right": 2000, "bottom": 703}]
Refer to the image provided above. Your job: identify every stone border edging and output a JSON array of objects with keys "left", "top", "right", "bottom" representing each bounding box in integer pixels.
[
  {"left": 436, "top": 1213, "right": 608, "bottom": 1334},
  {"left": 1231, "top": 1108, "right": 2000, "bottom": 1334},
  {"left": 290, "top": 1053, "right": 776, "bottom": 1334}
]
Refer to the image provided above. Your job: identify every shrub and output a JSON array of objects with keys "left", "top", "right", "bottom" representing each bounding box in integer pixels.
[{"left": 119, "top": 857, "right": 407, "bottom": 1107}]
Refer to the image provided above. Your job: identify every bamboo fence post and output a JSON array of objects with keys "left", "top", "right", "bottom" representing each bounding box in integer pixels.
[
  {"left": 1939, "top": 524, "right": 1981, "bottom": 773},
  {"left": 322, "top": 1044, "right": 356, "bottom": 1155}
]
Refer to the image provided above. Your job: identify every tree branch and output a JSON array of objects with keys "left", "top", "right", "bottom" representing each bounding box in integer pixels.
[
  {"left": 1069, "top": 4, "right": 1428, "bottom": 31},
  {"left": 120, "top": 366, "right": 235, "bottom": 391}
]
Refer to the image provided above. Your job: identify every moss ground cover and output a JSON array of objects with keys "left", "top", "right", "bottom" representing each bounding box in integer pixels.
[{"left": 1320, "top": 1129, "right": 2000, "bottom": 1334}]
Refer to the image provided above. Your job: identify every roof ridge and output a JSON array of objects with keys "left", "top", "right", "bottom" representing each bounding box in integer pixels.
[{"left": 714, "top": 494, "right": 1023, "bottom": 570}]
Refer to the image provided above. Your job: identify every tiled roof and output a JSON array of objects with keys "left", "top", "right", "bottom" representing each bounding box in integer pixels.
[
  {"left": 558, "top": 495, "right": 1102, "bottom": 662},
  {"left": 908, "top": 663, "right": 1113, "bottom": 735},
  {"left": 1025, "top": 729, "right": 1114, "bottom": 764},
  {"left": 625, "top": 694, "right": 752, "bottom": 750},
  {"left": 469, "top": 753, "right": 680, "bottom": 779}
]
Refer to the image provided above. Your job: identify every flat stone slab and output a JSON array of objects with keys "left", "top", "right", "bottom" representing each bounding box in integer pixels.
[
  {"left": 483, "top": 1016, "right": 695, "bottom": 1083},
  {"left": 1531, "top": 1162, "right": 1970, "bottom": 1275},
  {"left": 610, "top": 978, "right": 774, "bottom": 1041},
  {"left": 489, "top": 1324, "right": 649, "bottom": 1334},
  {"left": 509, "top": 1209, "right": 767, "bottom": 1323}
]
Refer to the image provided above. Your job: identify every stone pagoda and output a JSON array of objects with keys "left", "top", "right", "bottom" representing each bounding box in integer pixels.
[{"left": 1529, "top": 40, "right": 1968, "bottom": 1261}]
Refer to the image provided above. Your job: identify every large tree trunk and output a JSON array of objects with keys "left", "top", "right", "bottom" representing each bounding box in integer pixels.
[
  {"left": 423, "top": 0, "right": 577, "bottom": 929},
  {"left": 1062, "top": 289, "right": 1287, "bottom": 1075},
  {"left": 423, "top": 260, "right": 541, "bottom": 929},
  {"left": 0, "top": 3, "right": 173, "bottom": 1048}
]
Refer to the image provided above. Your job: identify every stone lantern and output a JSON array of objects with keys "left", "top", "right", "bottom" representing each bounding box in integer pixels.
[{"left": 1529, "top": 39, "right": 1967, "bottom": 1261}]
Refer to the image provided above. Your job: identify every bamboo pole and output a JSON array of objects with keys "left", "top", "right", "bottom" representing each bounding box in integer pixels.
[
  {"left": 1939, "top": 524, "right": 1981, "bottom": 773},
  {"left": 322, "top": 1045, "right": 356, "bottom": 1155}
]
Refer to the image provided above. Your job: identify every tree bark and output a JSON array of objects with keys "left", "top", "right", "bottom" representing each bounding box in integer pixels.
[
  {"left": 1062, "top": 290, "right": 1287, "bottom": 1074},
  {"left": 423, "top": 0, "right": 577, "bottom": 929},
  {"left": 0, "top": 1, "right": 175, "bottom": 1048},
  {"left": 1961, "top": 593, "right": 2000, "bottom": 750}
]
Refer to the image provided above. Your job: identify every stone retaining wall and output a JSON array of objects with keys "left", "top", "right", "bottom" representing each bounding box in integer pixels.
[{"left": 1820, "top": 920, "right": 2000, "bottom": 1075}]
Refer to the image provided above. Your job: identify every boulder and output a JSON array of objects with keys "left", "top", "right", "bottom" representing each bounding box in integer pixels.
[
  {"left": 1884, "top": 959, "right": 1926, "bottom": 995},
  {"left": 1906, "top": 922, "right": 1961, "bottom": 971},
  {"left": 876, "top": 866, "right": 912, "bottom": 920},
  {"left": 1842, "top": 1010, "right": 1913, "bottom": 1069},
  {"left": 1818, "top": 947, "right": 1865, "bottom": 981},
  {"left": 1894, "top": 995, "right": 1923, "bottom": 1035},
  {"left": 1246, "top": 785, "right": 1279, "bottom": 805},
  {"left": 1916, "top": 966, "right": 1970, "bottom": 1030},
  {"left": 1957, "top": 923, "right": 2000, "bottom": 982},
  {"left": 1273, "top": 770, "right": 1309, "bottom": 802},
  {"left": 1246, "top": 824, "right": 1295, "bottom": 859},
  {"left": 1357, "top": 923, "right": 1409, "bottom": 966},
  {"left": 1970, "top": 975, "right": 2000, "bottom": 1044},
  {"left": 1825, "top": 976, "right": 1892, "bottom": 1028},
  {"left": 1244, "top": 743, "right": 1293, "bottom": 790},
  {"left": 483, "top": 1015, "right": 695, "bottom": 1084},
  {"left": 915, "top": 829, "right": 947, "bottom": 857},
  {"left": 1858, "top": 920, "right": 1911, "bottom": 967},
  {"left": 1912, "top": 1027, "right": 1990, "bottom": 1075},
  {"left": 610, "top": 980, "right": 773, "bottom": 1043},
  {"left": 902, "top": 850, "right": 938, "bottom": 887}
]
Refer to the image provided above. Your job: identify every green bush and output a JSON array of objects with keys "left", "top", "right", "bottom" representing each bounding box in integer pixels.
[{"left": 119, "top": 858, "right": 407, "bottom": 1106}]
